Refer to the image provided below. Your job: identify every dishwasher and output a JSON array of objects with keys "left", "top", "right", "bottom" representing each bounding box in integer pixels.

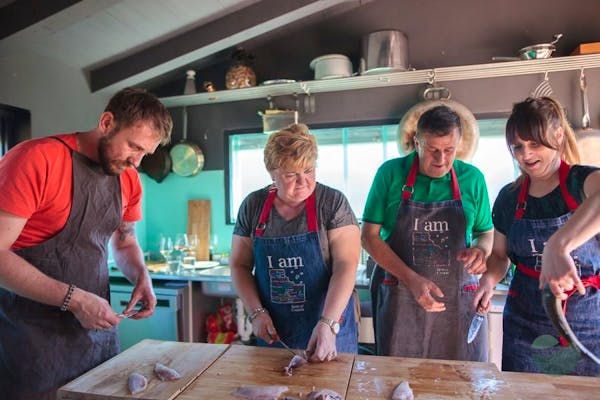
[{"left": 110, "top": 279, "right": 189, "bottom": 350}]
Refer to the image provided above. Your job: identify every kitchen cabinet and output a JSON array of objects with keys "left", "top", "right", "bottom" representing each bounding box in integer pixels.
[{"left": 160, "top": 54, "right": 600, "bottom": 107}]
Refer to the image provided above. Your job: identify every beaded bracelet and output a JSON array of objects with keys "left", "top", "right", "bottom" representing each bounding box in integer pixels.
[
  {"left": 60, "top": 284, "right": 76, "bottom": 312},
  {"left": 247, "top": 307, "right": 267, "bottom": 323}
]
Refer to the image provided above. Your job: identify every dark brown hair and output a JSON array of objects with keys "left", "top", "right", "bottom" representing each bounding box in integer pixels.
[
  {"left": 105, "top": 88, "right": 173, "bottom": 145},
  {"left": 505, "top": 96, "right": 579, "bottom": 164}
]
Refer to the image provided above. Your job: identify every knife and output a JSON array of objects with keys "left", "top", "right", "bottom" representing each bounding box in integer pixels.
[
  {"left": 467, "top": 310, "right": 485, "bottom": 344},
  {"left": 268, "top": 333, "right": 307, "bottom": 359}
]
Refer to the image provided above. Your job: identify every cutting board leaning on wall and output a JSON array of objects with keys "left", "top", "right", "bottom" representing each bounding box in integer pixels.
[{"left": 188, "top": 199, "right": 211, "bottom": 261}]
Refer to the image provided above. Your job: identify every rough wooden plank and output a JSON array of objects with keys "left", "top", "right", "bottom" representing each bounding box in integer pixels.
[
  {"left": 177, "top": 344, "right": 354, "bottom": 399},
  {"left": 57, "top": 339, "right": 228, "bottom": 400},
  {"left": 346, "top": 354, "right": 515, "bottom": 399}
]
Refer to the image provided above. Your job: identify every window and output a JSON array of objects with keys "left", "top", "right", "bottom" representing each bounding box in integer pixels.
[{"left": 226, "top": 119, "right": 517, "bottom": 224}]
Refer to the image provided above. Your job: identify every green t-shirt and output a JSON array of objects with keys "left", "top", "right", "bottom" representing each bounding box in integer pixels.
[{"left": 362, "top": 152, "right": 493, "bottom": 245}]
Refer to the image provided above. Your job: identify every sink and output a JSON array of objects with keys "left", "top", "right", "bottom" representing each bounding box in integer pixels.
[
  {"left": 197, "top": 266, "right": 236, "bottom": 297},
  {"left": 197, "top": 265, "right": 230, "bottom": 277}
]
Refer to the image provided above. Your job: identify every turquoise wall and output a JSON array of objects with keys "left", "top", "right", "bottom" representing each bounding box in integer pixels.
[{"left": 140, "top": 170, "right": 234, "bottom": 258}]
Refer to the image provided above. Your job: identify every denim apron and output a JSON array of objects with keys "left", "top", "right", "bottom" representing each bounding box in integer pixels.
[
  {"left": 253, "top": 187, "right": 357, "bottom": 352},
  {"left": 503, "top": 161, "right": 600, "bottom": 376},
  {"left": 0, "top": 137, "right": 122, "bottom": 399},
  {"left": 371, "top": 156, "right": 487, "bottom": 360}
]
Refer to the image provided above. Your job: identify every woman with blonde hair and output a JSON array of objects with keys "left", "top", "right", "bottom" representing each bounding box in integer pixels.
[
  {"left": 474, "top": 96, "right": 600, "bottom": 375},
  {"left": 230, "top": 123, "right": 359, "bottom": 361}
]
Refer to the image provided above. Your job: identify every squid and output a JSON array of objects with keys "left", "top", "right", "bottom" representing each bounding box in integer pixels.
[
  {"left": 542, "top": 285, "right": 600, "bottom": 365},
  {"left": 283, "top": 354, "right": 308, "bottom": 376},
  {"left": 391, "top": 380, "right": 414, "bottom": 400},
  {"left": 231, "top": 384, "right": 289, "bottom": 400},
  {"left": 127, "top": 372, "right": 148, "bottom": 395},
  {"left": 154, "top": 362, "right": 182, "bottom": 381},
  {"left": 306, "top": 388, "right": 342, "bottom": 400}
]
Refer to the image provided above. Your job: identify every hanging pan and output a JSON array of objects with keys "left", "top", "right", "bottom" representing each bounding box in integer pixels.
[
  {"left": 140, "top": 144, "right": 171, "bottom": 183},
  {"left": 398, "top": 85, "right": 479, "bottom": 162},
  {"left": 169, "top": 106, "right": 205, "bottom": 176}
]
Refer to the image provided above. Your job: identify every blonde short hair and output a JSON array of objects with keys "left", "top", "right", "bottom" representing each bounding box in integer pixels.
[{"left": 263, "top": 123, "right": 318, "bottom": 172}]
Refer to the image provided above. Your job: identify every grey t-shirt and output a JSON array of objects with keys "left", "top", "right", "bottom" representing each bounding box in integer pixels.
[{"left": 233, "top": 182, "right": 358, "bottom": 266}]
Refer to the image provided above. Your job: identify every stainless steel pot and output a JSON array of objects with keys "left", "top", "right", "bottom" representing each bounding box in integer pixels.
[{"left": 360, "top": 30, "right": 408, "bottom": 74}]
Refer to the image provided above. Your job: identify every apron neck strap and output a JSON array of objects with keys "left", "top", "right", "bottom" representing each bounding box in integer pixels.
[
  {"left": 515, "top": 160, "right": 578, "bottom": 219},
  {"left": 255, "top": 186, "right": 318, "bottom": 237},
  {"left": 402, "top": 154, "right": 461, "bottom": 201}
]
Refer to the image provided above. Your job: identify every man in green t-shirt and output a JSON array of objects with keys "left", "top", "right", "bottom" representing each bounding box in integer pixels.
[{"left": 362, "top": 105, "right": 493, "bottom": 362}]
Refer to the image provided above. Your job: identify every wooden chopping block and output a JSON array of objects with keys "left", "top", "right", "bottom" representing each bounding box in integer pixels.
[
  {"left": 502, "top": 371, "right": 600, "bottom": 399},
  {"left": 177, "top": 344, "right": 354, "bottom": 399},
  {"left": 188, "top": 199, "right": 211, "bottom": 261},
  {"left": 57, "top": 339, "right": 228, "bottom": 400},
  {"left": 346, "top": 354, "right": 516, "bottom": 399}
]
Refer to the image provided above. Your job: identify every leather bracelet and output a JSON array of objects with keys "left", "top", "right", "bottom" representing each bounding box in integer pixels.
[
  {"left": 60, "top": 284, "right": 76, "bottom": 312},
  {"left": 247, "top": 307, "right": 267, "bottom": 323}
]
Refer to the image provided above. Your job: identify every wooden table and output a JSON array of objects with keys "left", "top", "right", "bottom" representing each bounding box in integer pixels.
[
  {"left": 58, "top": 340, "right": 600, "bottom": 399},
  {"left": 347, "top": 354, "right": 516, "bottom": 399},
  {"left": 502, "top": 371, "right": 600, "bottom": 399}
]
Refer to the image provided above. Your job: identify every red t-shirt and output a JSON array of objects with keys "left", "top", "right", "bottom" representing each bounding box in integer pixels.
[{"left": 0, "top": 133, "right": 142, "bottom": 250}]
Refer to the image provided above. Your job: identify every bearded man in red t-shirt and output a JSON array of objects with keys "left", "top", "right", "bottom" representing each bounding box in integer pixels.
[{"left": 0, "top": 87, "right": 172, "bottom": 399}]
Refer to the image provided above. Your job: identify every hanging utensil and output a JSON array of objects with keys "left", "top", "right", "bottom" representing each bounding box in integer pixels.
[
  {"left": 531, "top": 71, "right": 554, "bottom": 98},
  {"left": 575, "top": 68, "right": 600, "bottom": 167},
  {"left": 580, "top": 69, "right": 591, "bottom": 129}
]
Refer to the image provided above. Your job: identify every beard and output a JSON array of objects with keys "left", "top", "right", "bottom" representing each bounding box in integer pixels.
[{"left": 98, "top": 132, "right": 129, "bottom": 175}]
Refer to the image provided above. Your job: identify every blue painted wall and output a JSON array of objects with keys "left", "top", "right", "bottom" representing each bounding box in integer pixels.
[{"left": 139, "top": 170, "right": 234, "bottom": 258}]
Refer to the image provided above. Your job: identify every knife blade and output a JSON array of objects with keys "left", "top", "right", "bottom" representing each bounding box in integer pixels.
[
  {"left": 467, "top": 311, "right": 485, "bottom": 344},
  {"left": 268, "top": 333, "right": 306, "bottom": 359}
]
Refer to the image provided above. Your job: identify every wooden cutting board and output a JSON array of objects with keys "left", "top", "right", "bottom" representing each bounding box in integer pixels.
[
  {"left": 187, "top": 199, "right": 211, "bottom": 261},
  {"left": 177, "top": 344, "right": 354, "bottom": 399},
  {"left": 346, "top": 354, "right": 515, "bottom": 399},
  {"left": 57, "top": 339, "right": 228, "bottom": 400},
  {"left": 502, "top": 371, "right": 600, "bottom": 399}
]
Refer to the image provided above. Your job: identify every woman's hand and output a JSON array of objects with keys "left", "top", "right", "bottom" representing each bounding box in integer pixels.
[
  {"left": 306, "top": 322, "right": 337, "bottom": 362},
  {"left": 251, "top": 312, "right": 278, "bottom": 344},
  {"left": 540, "top": 241, "right": 585, "bottom": 299}
]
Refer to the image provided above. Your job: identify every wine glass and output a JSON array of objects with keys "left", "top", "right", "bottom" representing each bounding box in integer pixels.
[
  {"left": 159, "top": 235, "right": 173, "bottom": 261},
  {"left": 184, "top": 233, "right": 199, "bottom": 266}
]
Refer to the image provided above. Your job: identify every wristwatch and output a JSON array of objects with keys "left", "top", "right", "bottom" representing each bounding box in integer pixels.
[{"left": 319, "top": 316, "right": 340, "bottom": 335}]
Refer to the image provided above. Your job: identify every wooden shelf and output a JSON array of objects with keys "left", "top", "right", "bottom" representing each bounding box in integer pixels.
[{"left": 159, "top": 53, "right": 600, "bottom": 107}]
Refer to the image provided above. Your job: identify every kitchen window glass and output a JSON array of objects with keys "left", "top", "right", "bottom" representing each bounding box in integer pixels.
[{"left": 226, "top": 119, "right": 516, "bottom": 224}]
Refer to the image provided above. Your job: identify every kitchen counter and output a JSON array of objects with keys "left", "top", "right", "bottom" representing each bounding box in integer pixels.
[{"left": 59, "top": 339, "right": 600, "bottom": 399}]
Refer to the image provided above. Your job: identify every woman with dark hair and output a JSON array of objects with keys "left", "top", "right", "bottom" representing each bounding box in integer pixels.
[{"left": 474, "top": 96, "right": 600, "bottom": 376}]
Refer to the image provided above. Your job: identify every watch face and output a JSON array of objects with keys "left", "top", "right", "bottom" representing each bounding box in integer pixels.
[{"left": 332, "top": 322, "right": 340, "bottom": 334}]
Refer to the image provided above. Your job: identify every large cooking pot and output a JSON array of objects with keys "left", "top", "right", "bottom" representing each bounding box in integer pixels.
[
  {"left": 360, "top": 30, "right": 408, "bottom": 75},
  {"left": 398, "top": 87, "right": 479, "bottom": 161},
  {"left": 575, "top": 70, "right": 600, "bottom": 167}
]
